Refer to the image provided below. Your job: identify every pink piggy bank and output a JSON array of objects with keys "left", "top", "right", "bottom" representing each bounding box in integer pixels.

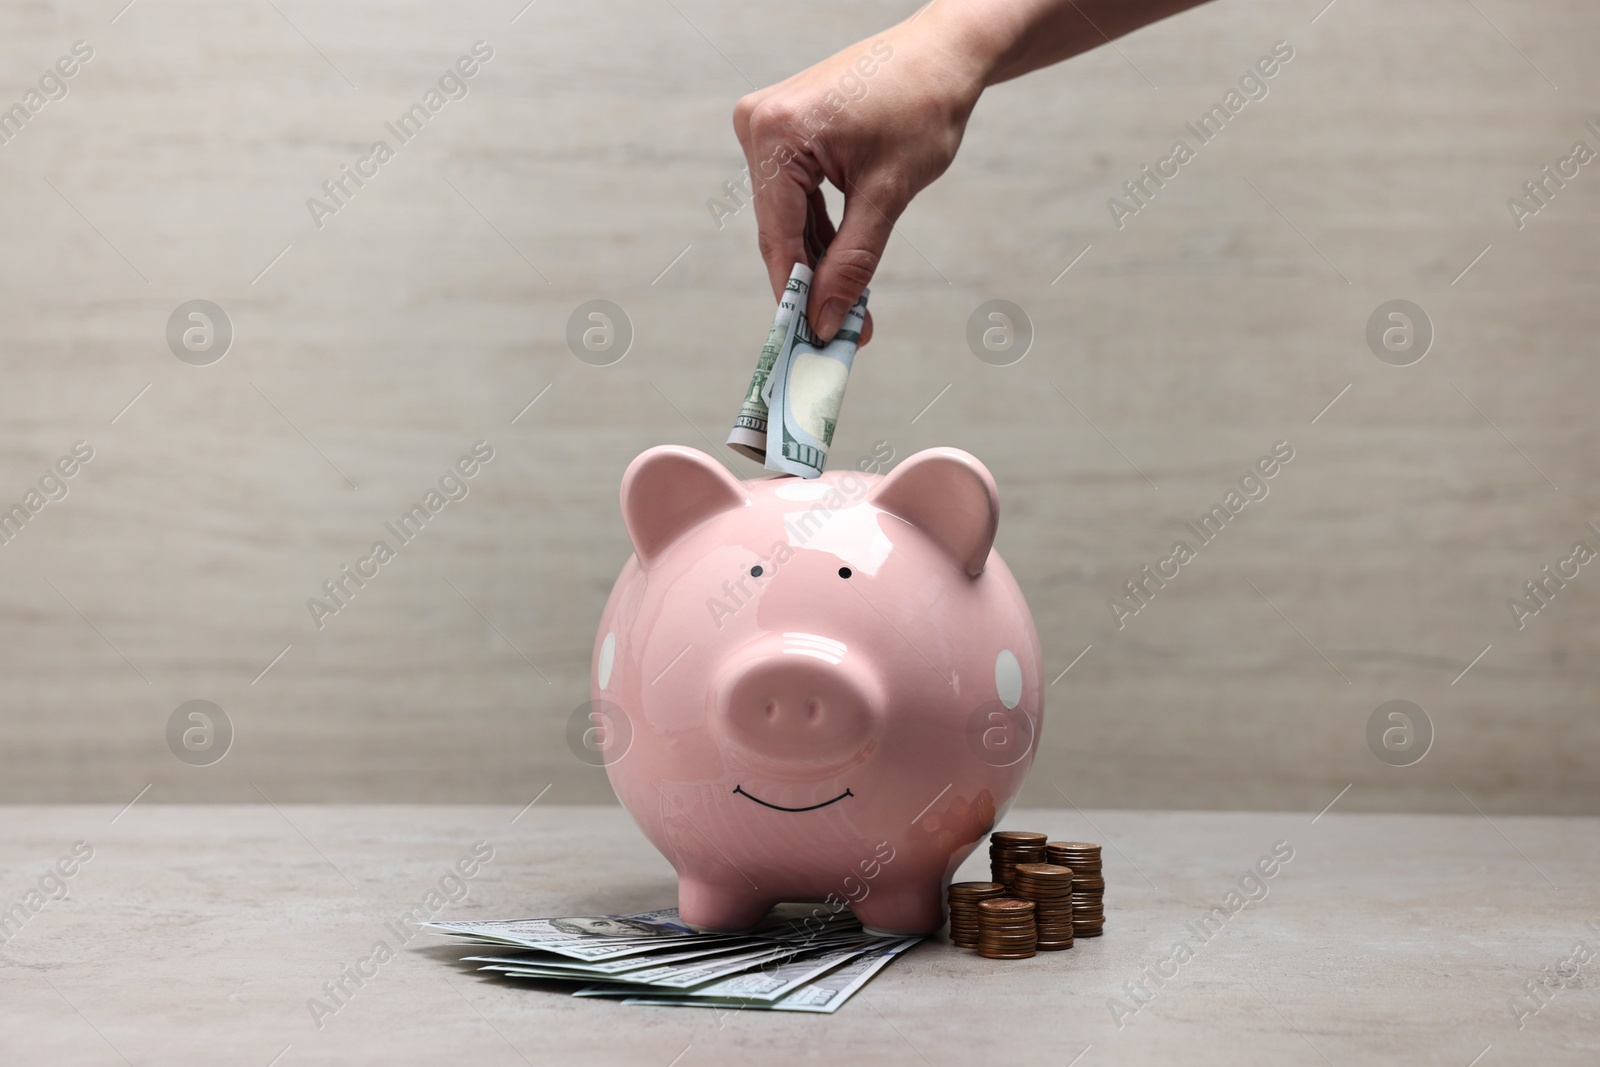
[{"left": 589, "top": 445, "right": 1042, "bottom": 934}]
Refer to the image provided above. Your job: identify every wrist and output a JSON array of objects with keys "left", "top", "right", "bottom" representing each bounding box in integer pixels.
[
  {"left": 883, "top": 6, "right": 994, "bottom": 108},
  {"left": 902, "top": 0, "right": 1051, "bottom": 89}
]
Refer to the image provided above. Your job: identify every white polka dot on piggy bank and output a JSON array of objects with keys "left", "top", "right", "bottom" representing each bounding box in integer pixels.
[{"left": 589, "top": 446, "right": 1042, "bottom": 935}]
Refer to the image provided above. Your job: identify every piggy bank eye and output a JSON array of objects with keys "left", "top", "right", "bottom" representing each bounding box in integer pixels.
[
  {"left": 837, "top": 566, "right": 852, "bottom": 579},
  {"left": 750, "top": 565, "right": 764, "bottom": 578}
]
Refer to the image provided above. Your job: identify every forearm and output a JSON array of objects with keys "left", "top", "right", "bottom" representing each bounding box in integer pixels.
[{"left": 902, "top": 0, "right": 1212, "bottom": 87}]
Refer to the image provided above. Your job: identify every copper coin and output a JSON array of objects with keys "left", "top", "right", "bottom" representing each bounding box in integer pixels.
[
  {"left": 978, "top": 898, "right": 1035, "bottom": 915},
  {"left": 1015, "top": 862, "right": 1072, "bottom": 878}
]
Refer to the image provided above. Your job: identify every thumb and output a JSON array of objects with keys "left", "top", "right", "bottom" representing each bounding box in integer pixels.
[{"left": 808, "top": 188, "right": 896, "bottom": 343}]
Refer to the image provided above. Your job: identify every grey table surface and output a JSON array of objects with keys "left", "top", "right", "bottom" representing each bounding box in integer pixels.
[{"left": 2, "top": 805, "right": 1595, "bottom": 1066}]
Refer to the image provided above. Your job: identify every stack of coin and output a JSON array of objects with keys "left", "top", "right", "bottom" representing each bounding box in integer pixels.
[
  {"left": 989, "top": 831, "right": 1048, "bottom": 889},
  {"left": 1049, "top": 841, "right": 1105, "bottom": 936},
  {"left": 1012, "top": 863, "right": 1075, "bottom": 950},
  {"left": 976, "top": 897, "right": 1037, "bottom": 959},
  {"left": 946, "top": 881, "right": 1006, "bottom": 948}
]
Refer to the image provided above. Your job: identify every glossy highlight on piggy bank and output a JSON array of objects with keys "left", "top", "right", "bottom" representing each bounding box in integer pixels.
[{"left": 590, "top": 445, "right": 1042, "bottom": 935}]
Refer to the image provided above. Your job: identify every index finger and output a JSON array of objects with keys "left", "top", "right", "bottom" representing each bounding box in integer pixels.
[{"left": 733, "top": 97, "right": 806, "bottom": 301}]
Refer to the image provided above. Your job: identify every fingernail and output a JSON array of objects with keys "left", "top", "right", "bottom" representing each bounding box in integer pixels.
[{"left": 815, "top": 297, "right": 847, "bottom": 342}]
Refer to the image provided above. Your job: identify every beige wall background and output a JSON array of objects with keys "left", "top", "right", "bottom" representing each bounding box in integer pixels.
[{"left": 1, "top": 0, "right": 1594, "bottom": 812}]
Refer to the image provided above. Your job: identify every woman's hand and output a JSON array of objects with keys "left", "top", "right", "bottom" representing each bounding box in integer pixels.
[
  {"left": 732, "top": 17, "right": 988, "bottom": 344},
  {"left": 732, "top": 0, "right": 1212, "bottom": 344}
]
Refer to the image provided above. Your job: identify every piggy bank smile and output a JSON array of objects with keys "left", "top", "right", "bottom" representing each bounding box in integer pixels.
[
  {"left": 592, "top": 445, "right": 1042, "bottom": 935},
  {"left": 732, "top": 785, "right": 855, "bottom": 812}
]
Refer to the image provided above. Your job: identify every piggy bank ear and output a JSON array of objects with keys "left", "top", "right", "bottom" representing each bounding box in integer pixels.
[
  {"left": 869, "top": 448, "right": 999, "bottom": 578},
  {"left": 620, "top": 446, "right": 748, "bottom": 567}
]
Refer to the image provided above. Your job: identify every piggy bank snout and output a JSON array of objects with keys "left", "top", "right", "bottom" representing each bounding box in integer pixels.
[{"left": 714, "top": 636, "right": 884, "bottom": 767}]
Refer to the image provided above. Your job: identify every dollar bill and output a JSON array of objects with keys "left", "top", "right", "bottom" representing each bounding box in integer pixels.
[
  {"left": 464, "top": 938, "right": 751, "bottom": 975},
  {"left": 427, "top": 903, "right": 915, "bottom": 1012},
  {"left": 539, "top": 933, "right": 865, "bottom": 991},
  {"left": 668, "top": 937, "right": 882, "bottom": 1001},
  {"left": 473, "top": 915, "right": 870, "bottom": 979},
  {"left": 761, "top": 286, "right": 868, "bottom": 479},
  {"left": 620, "top": 937, "right": 921, "bottom": 1013},
  {"left": 727, "top": 263, "right": 811, "bottom": 462},
  {"left": 760, "top": 937, "right": 921, "bottom": 1012},
  {"left": 633, "top": 928, "right": 870, "bottom": 988},
  {"left": 726, "top": 262, "right": 868, "bottom": 477},
  {"left": 587, "top": 936, "right": 891, "bottom": 1003},
  {"left": 493, "top": 941, "right": 800, "bottom": 987},
  {"left": 421, "top": 909, "right": 696, "bottom": 960}
]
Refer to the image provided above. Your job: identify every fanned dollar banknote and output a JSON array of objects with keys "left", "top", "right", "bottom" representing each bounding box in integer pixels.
[
  {"left": 727, "top": 262, "right": 868, "bottom": 479},
  {"left": 424, "top": 904, "right": 921, "bottom": 1013}
]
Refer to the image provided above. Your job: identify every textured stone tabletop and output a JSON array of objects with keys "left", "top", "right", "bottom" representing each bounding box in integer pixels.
[{"left": 2, "top": 805, "right": 1595, "bottom": 1065}]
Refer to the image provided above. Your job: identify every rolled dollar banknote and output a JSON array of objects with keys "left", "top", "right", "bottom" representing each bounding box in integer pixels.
[
  {"left": 762, "top": 286, "right": 868, "bottom": 479},
  {"left": 727, "top": 262, "right": 868, "bottom": 478},
  {"left": 726, "top": 264, "right": 811, "bottom": 463}
]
